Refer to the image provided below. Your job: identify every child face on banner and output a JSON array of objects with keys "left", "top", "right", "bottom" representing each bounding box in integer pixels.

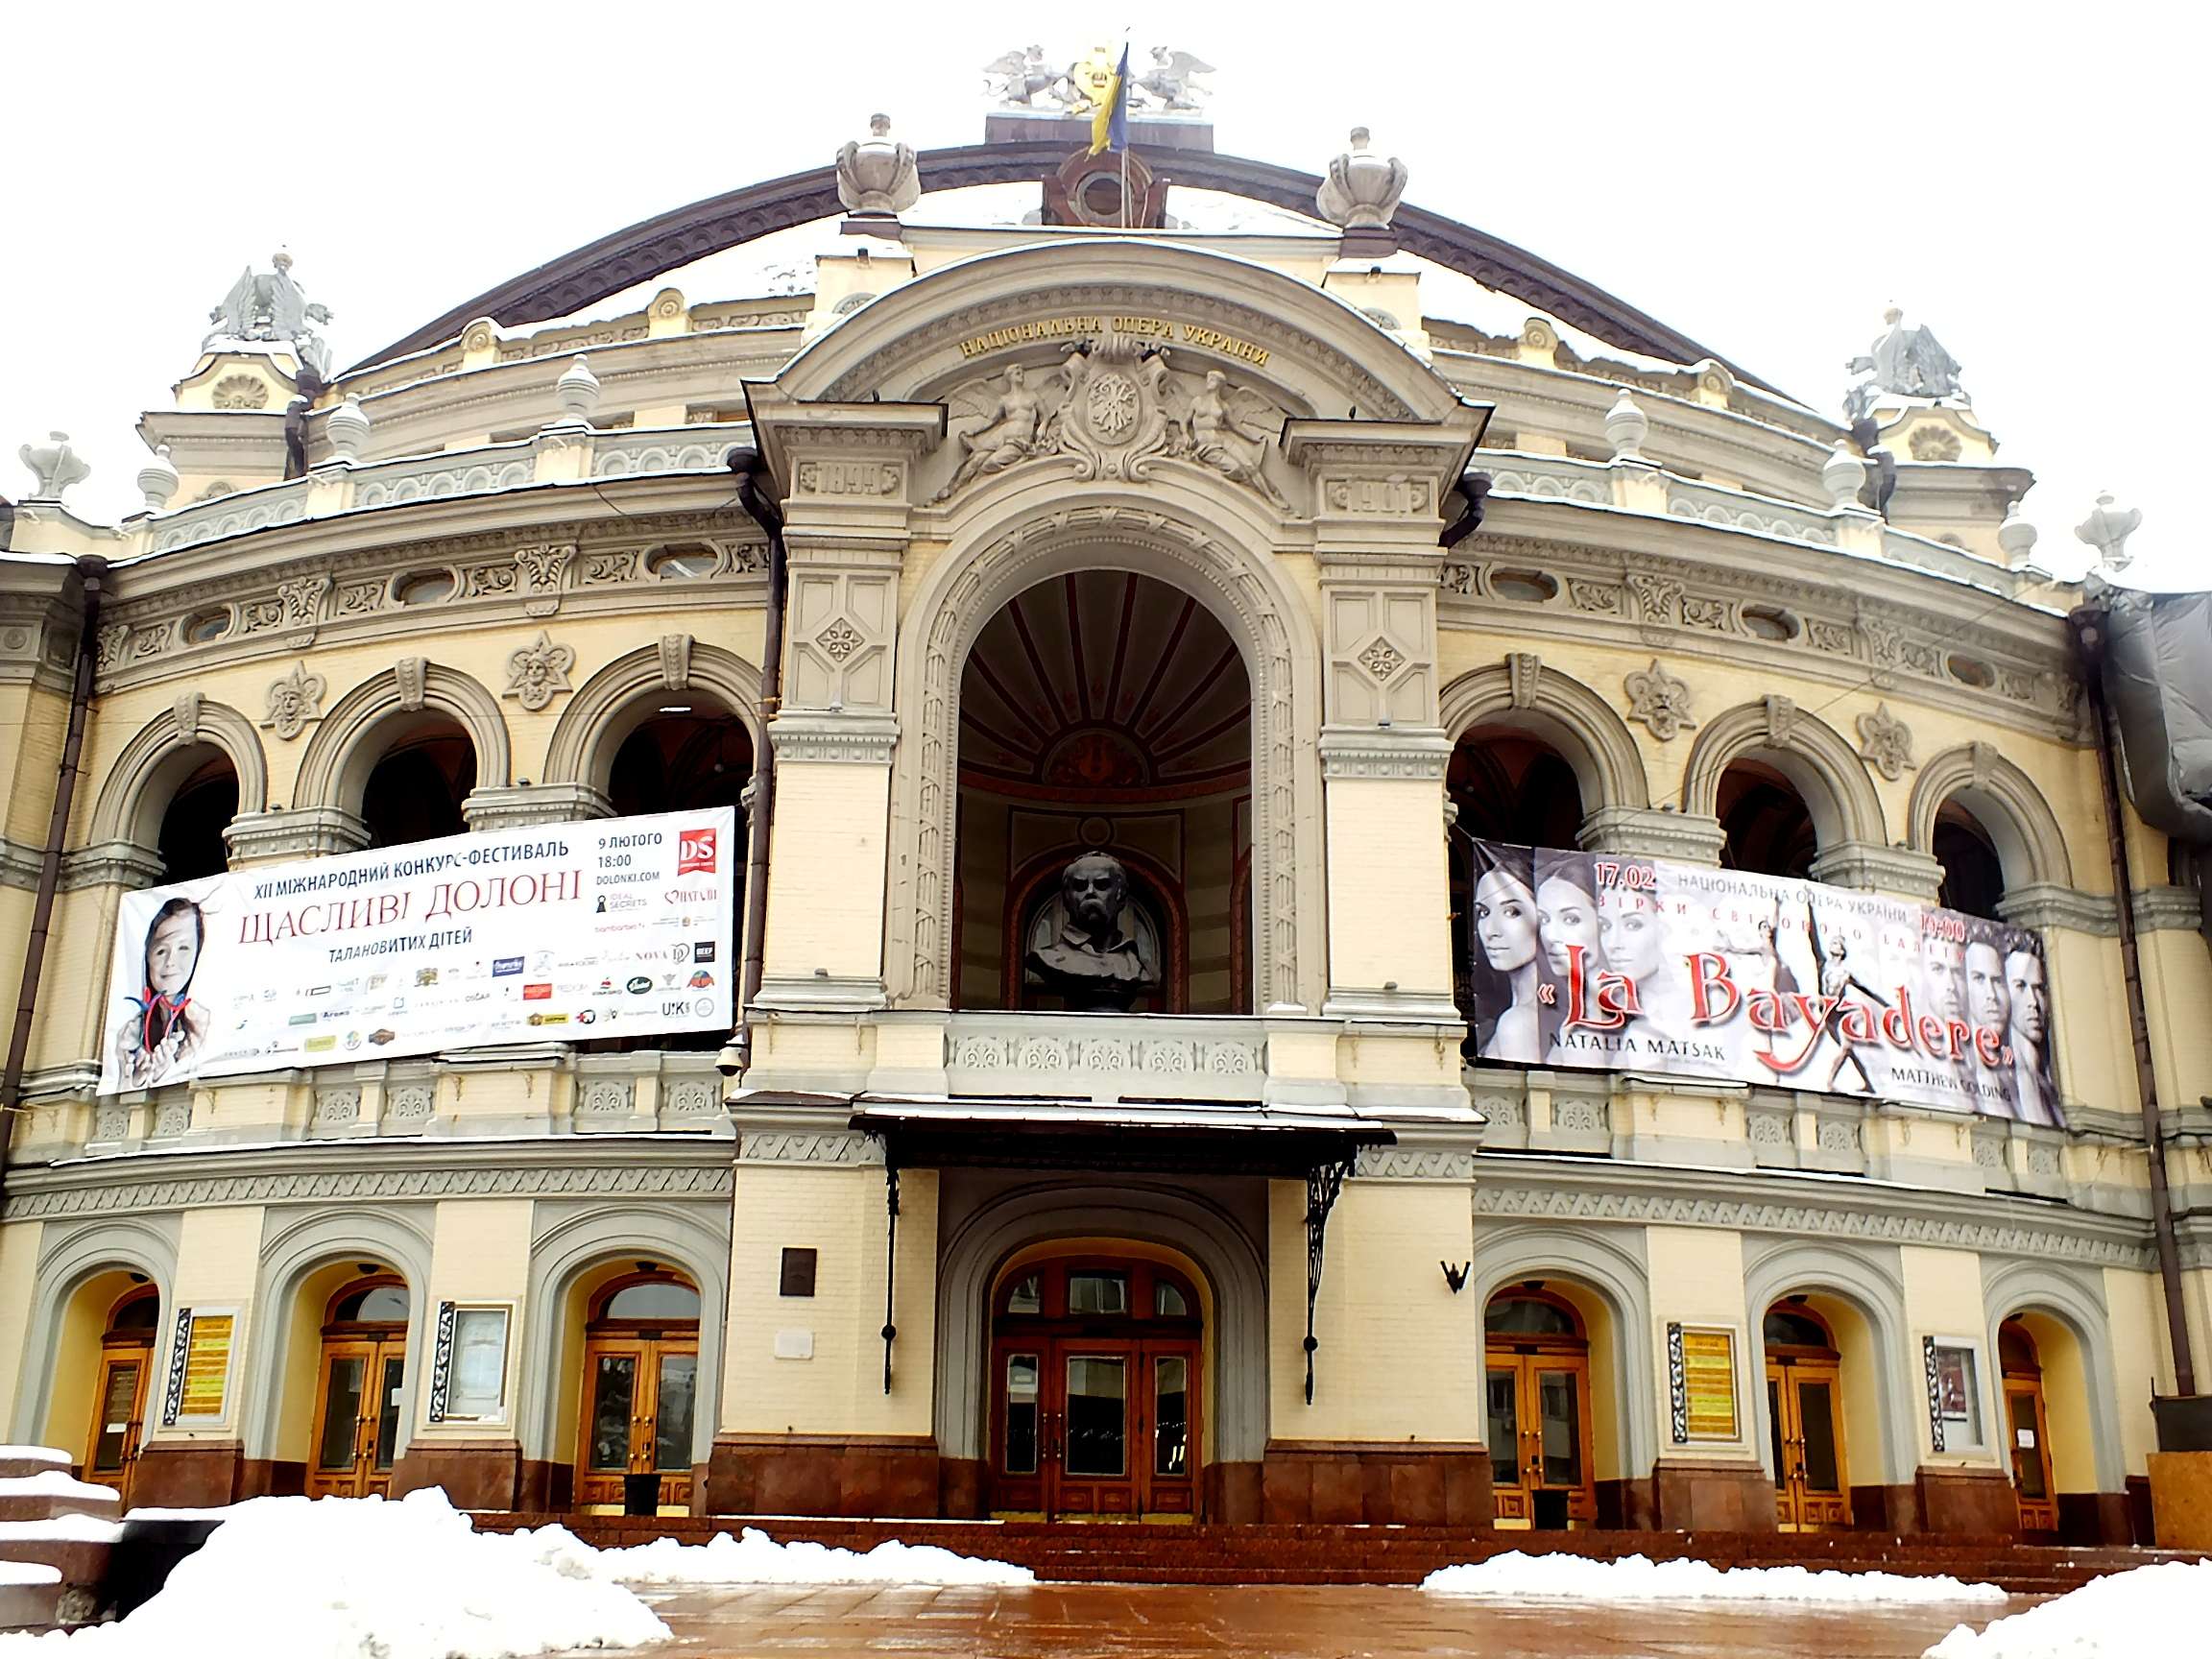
[{"left": 147, "top": 908, "right": 201, "bottom": 996}]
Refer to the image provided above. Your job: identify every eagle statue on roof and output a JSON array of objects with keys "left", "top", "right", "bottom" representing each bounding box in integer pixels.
[{"left": 1134, "top": 48, "right": 1214, "bottom": 111}]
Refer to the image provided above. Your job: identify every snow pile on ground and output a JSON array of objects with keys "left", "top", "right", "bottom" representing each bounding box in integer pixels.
[
  {"left": 1422, "top": 1550, "right": 2007, "bottom": 1603},
  {"left": 497, "top": 1521, "right": 1036, "bottom": 1587},
  {"left": 0, "top": 1489, "right": 669, "bottom": 1657},
  {"left": 1922, "top": 1558, "right": 2212, "bottom": 1657}
]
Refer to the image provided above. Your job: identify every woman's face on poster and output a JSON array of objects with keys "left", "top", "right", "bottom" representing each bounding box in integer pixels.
[
  {"left": 147, "top": 910, "right": 199, "bottom": 997},
  {"left": 1604, "top": 904, "right": 1666, "bottom": 980},
  {"left": 1474, "top": 871, "right": 1538, "bottom": 972},
  {"left": 1536, "top": 875, "right": 1600, "bottom": 978}
]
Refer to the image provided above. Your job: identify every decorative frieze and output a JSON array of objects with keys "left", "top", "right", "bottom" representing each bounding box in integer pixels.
[
  {"left": 1316, "top": 727, "right": 1453, "bottom": 781},
  {"left": 737, "top": 1130, "right": 883, "bottom": 1166}
]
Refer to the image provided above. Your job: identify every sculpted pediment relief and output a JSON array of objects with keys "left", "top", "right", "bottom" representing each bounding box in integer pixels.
[{"left": 931, "top": 331, "right": 1291, "bottom": 509}]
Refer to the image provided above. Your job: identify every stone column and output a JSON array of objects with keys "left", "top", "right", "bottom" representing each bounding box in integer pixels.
[{"left": 744, "top": 395, "right": 940, "bottom": 1070}]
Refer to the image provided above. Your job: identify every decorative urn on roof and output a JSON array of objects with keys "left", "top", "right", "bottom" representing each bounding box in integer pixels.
[
  {"left": 17, "top": 431, "right": 89, "bottom": 504},
  {"left": 1316, "top": 127, "right": 1408, "bottom": 254},
  {"left": 835, "top": 113, "right": 921, "bottom": 224}
]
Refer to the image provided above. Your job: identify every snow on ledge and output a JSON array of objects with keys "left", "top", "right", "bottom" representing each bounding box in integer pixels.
[
  {"left": 1923, "top": 1558, "right": 2212, "bottom": 1658},
  {"left": 0, "top": 1471, "right": 119, "bottom": 1503},
  {"left": 0, "top": 1449, "right": 71, "bottom": 1468},
  {"left": 0, "top": 1562, "right": 61, "bottom": 1587},
  {"left": 1422, "top": 1551, "right": 2008, "bottom": 1603},
  {"left": 494, "top": 1521, "right": 1036, "bottom": 1587}
]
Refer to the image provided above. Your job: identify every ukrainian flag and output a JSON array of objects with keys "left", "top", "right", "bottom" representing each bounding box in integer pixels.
[{"left": 1089, "top": 44, "right": 1130, "bottom": 156}]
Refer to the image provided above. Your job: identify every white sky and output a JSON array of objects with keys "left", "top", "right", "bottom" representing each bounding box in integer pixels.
[{"left": 4, "top": 1, "right": 2200, "bottom": 588}]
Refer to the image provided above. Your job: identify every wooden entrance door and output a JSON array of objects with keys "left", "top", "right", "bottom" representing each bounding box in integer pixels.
[
  {"left": 2001, "top": 1319, "right": 2056, "bottom": 1532},
  {"left": 574, "top": 1273, "right": 701, "bottom": 1511},
  {"left": 987, "top": 1258, "right": 1203, "bottom": 1519},
  {"left": 1764, "top": 1303, "right": 1851, "bottom": 1530},
  {"left": 1484, "top": 1290, "right": 1598, "bottom": 1527},
  {"left": 306, "top": 1277, "right": 411, "bottom": 1499},
  {"left": 82, "top": 1286, "right": 160, "bottom": 1505}
]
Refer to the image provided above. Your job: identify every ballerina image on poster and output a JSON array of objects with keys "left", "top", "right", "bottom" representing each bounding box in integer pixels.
[
  {"left": 113, "top": 896, "right": 213, "bottom": 1089},
  {"left": 1468, "top": 842, "right": 1542, "bottom": 1064},
  {"left": 1534, "top": 849, "right": 1604, "bottom": 1062}
]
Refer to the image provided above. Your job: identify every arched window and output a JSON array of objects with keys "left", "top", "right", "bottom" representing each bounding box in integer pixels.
[
  {"left": 592, "top": 1274, "right": 701, "bottom": 1325},
  {"left": 607, "top": 708, "right": 751, "bottom": 818},
  {"left": 1483, "top": 1292, "right": 1583, "bottom": 1339},
  {"left": 1761, "top": 1303, "right": 1837, "bottom": 1354}
]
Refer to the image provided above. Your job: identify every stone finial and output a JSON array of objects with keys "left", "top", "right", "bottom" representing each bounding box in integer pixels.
[
  {"left": 1316, "top": 127, "right": 1408, "bottom": 232},
  {"left": 17, "top": 432, "right": 89, "bottom": 502},
  {"left": 325, "top": 394, "right": 371, "bottom": 464},
  {"left": 136, "top": 445, "right": 180, "bottom": 513},
  {"left": 2074, "top": 491, "right": 2140, "bottom": 572},
  {"left": 1603, "top": 389, "right": 1648, "bottom": 463},
  {"left": 835, "top": 112, "right": 921, "bottom": 219},
  {"left": 1997, "top": 498, "right": 2039, "bottom": 568},
  {"left": 553, "top": 355, "right": 602, "bottom": 426},
  {"left": 1821, "top": 441, "right": 1867, "bottom": 509}
]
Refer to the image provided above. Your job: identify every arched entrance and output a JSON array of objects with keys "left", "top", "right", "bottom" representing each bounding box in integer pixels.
[
  {"left": 575, "top": 1270, "right": 700, "bottom": 1512},
  {"left": 1999, "top": 1316, "right": 2057, "bottom": 1532},
  {"left": 987, "top": 1253, "right": 1203, "bottom": 1520},
  {"left": 81, "top": 1286, "right": 161, "bottom": 1503},
  {"left": 1484, "top": 1286, "right": 1597, "bottom": 1527},
  {"left": 305, "top": 1276, "right": 410, "bottom": 1498},
  {"left": 1765, "top": 1300, "right": 1851, "bottom": 1530}
]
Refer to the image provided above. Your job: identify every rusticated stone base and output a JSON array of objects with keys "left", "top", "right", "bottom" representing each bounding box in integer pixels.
[
  {"left": 2056, "top": 1490, "right": 2133, "bottom": 1545},
  {"left": 1204, "top": 1459, "right": 1263, "bottom": 1524},
  {"left": 391, "top": 1440, "right": 525, "bottom": 1509},
  {"left": 1596, "top": 1476, "right": 1655, "bottom": 1530},
  {"left": 236, "top": 1458, "right": 305, "bottom": 1498},
  {"left": 706, "top": 1434, "right": 939, "bottom": 1517},
  {"left": 130, "top": 1440, "right": 245, "bottom": 1507},
  {"left": 939, "top": 1456, "right": 985, "bottom": 1519},
  {"left": 515, "top": 1458, "right": 572, "bottom": 1513},
  {"left": 1851, "top": 1467, "right": 2020, "bottom": 1535},
  {"left": 1650, "top": 1459, "right": 1778, "bottom": 1531},
  {"left": 1261, "top": 1441, "right": 1492, "bottom": 1525}
]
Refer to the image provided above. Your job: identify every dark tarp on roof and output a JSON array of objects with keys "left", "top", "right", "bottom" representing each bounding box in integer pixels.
[{"left": 2104, "top": 588, "right": 2212, "bottom": 843}]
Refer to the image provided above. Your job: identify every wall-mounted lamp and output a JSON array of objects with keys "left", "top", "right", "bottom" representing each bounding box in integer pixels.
[{"left": 1440, "top": 1261, "right": 1470, "bottom": 1293}]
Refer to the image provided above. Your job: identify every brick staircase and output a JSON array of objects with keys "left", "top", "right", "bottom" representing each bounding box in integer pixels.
[
  {"left": 0, "top": 1448, "right": 118, "bottom": 1631},
  {"left": 474, "top": 1513, "right": 2192, "bottom": 1596}
]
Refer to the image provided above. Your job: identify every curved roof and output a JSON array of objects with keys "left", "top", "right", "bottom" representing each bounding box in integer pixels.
[{"left": 350, "top": 140, "right": 1787, "bottom": 397}]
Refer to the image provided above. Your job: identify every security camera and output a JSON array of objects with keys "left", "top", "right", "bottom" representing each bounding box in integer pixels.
[{"left": 715, "top": 1040, "right": 746, "bottom": 1078}]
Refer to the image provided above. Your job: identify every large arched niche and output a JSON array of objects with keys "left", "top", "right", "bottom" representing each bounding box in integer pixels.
[
  {"left": 769, "top": 239, "right": 1468, "bottom": 429},
  {"left": 85, "top": 699, "right": 269, "bottom": 856},
  {"left": 1741, "top": 1238, "right": 1915, "bottom": 1490},
  {"left": 1681, "top": 701, "right": 1887, "bottom": 854},
  {"left": 886, "top": 479, "right": 1324, "bottom": 1012},
  {"left": 1979, "top": 1258, "right": 2125, "bottom": 1498},
  {"left": 541, "top": 640, "right": 763, "bottom": 802},
  {"left": 1440, "top": 661, "right": 1650, "bottom": 819},
  {"left": 932, "top": 1180, "right": 1268, "bottom": 1472},
  {"left": 293, "top": 662, "right": 512, "bottom": 818},
  {"left": 1907, "top": 743, "right": 2076, "bottom": 895}
]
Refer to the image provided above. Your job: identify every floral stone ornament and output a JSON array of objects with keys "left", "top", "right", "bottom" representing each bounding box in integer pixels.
[
  {"left": 504, "top": 632, "right": 575, "bottom": 711},
  {"left": 1624, "top": 660, "right": 1695, "bottom": 740}
]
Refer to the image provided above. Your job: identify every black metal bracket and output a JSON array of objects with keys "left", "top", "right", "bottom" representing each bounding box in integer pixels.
[
  {"left": 1303, "top": 1155, "right": 1357, "bottom": 1405},
  {"left": 881, "top": 1159, "right": 900, "bottom": 1396}
]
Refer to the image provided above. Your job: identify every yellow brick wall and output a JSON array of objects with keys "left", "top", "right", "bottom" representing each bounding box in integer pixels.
[
  {"left": 1323, "top": 776, "right": 1453, "bottom": 994},
  {"left": 413, "top": 1199, "right": 534, "bottom": 1438},
  {"left": 761, "top": 761, "right": 890, "bottom": 983},
  {"left": 0, "top": 1219, "right": 44, "bottom": 1436},
  {"left": 144, "top": 1206, "right": 265, "bottom": 1443},
  {"left": 1900, "top": 1245, "right": 1995, "bottom": 1468},
  {"left": 720, "top": 1163, "right": 935, "bottom": 1436},
  {"left": 1645, "top": 1226, "right": 1756, "bottom": 1460}
]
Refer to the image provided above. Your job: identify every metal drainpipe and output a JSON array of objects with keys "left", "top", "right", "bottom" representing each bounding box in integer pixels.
[
  {"left": 2072, "top": 607, "right": 2198, "bottom": 1399},
  {"left": 724, "top": 448, "right": 787, "bottom": 1082},
  {"left": 1, "top": 556, "right": 108, "bottom": 1203}
]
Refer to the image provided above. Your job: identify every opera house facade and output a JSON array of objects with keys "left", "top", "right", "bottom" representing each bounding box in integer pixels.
[{"left": 1, "top": 102, "right": 2205, "bottom": 1548}]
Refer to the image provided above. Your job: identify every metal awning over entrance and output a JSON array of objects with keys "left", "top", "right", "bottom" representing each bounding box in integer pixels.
[
  {"left": 845, "top": 1094, "right": 1394, "bottom": 1176},
  {"left": 821, "top": 1094, "right": 1389, "bottom": 1407}
]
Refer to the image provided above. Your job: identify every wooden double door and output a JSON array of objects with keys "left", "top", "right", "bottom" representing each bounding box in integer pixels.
[
  {"left": 307, "top": 1334, "right": 407, "bottom": 1498},
  {"left": 1485, "top": 1350, "right": 1597, "bottom": 1526},
  {"left": 578, "top": 1335, "right": 699, "bottom": 1510},
  {"left": 987, "top": 1258, "right": 1204, "bottom": 1520},
  {"left": 84, "top": 1343, "right": 155, "bottom": 1504},
  {"left": 991, "top": 1336, "right": 1199, "bottom": 1519},
  {"left": 1767, "top": 1357, "right": 1850, "bottom": 1530},
  {"left": 2004, "top": 1373, "right": 2057, "bottom": 1532}
]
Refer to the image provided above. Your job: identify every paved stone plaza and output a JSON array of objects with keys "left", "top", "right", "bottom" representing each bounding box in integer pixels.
[{"left": 581, "top": 1582, "right": 2025, "bottom": 1658}]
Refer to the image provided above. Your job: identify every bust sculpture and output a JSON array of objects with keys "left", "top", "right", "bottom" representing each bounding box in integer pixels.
[{"left": 1024, "top": 852, "right": 1161, "bottom": 1012}]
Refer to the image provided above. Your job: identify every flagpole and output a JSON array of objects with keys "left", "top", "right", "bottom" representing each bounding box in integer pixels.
[{"left": 1120, "top": 29, "right": 1131, "bottom": 228}]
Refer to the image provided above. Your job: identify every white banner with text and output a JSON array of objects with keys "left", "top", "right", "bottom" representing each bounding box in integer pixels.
[{"left": 98, "top": 806, "right": 737, "bottom": 1094}]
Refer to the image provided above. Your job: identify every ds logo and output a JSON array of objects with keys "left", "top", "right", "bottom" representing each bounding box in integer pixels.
[{"left": 677, "top": 829, "right": 718, "bottom": 875}]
